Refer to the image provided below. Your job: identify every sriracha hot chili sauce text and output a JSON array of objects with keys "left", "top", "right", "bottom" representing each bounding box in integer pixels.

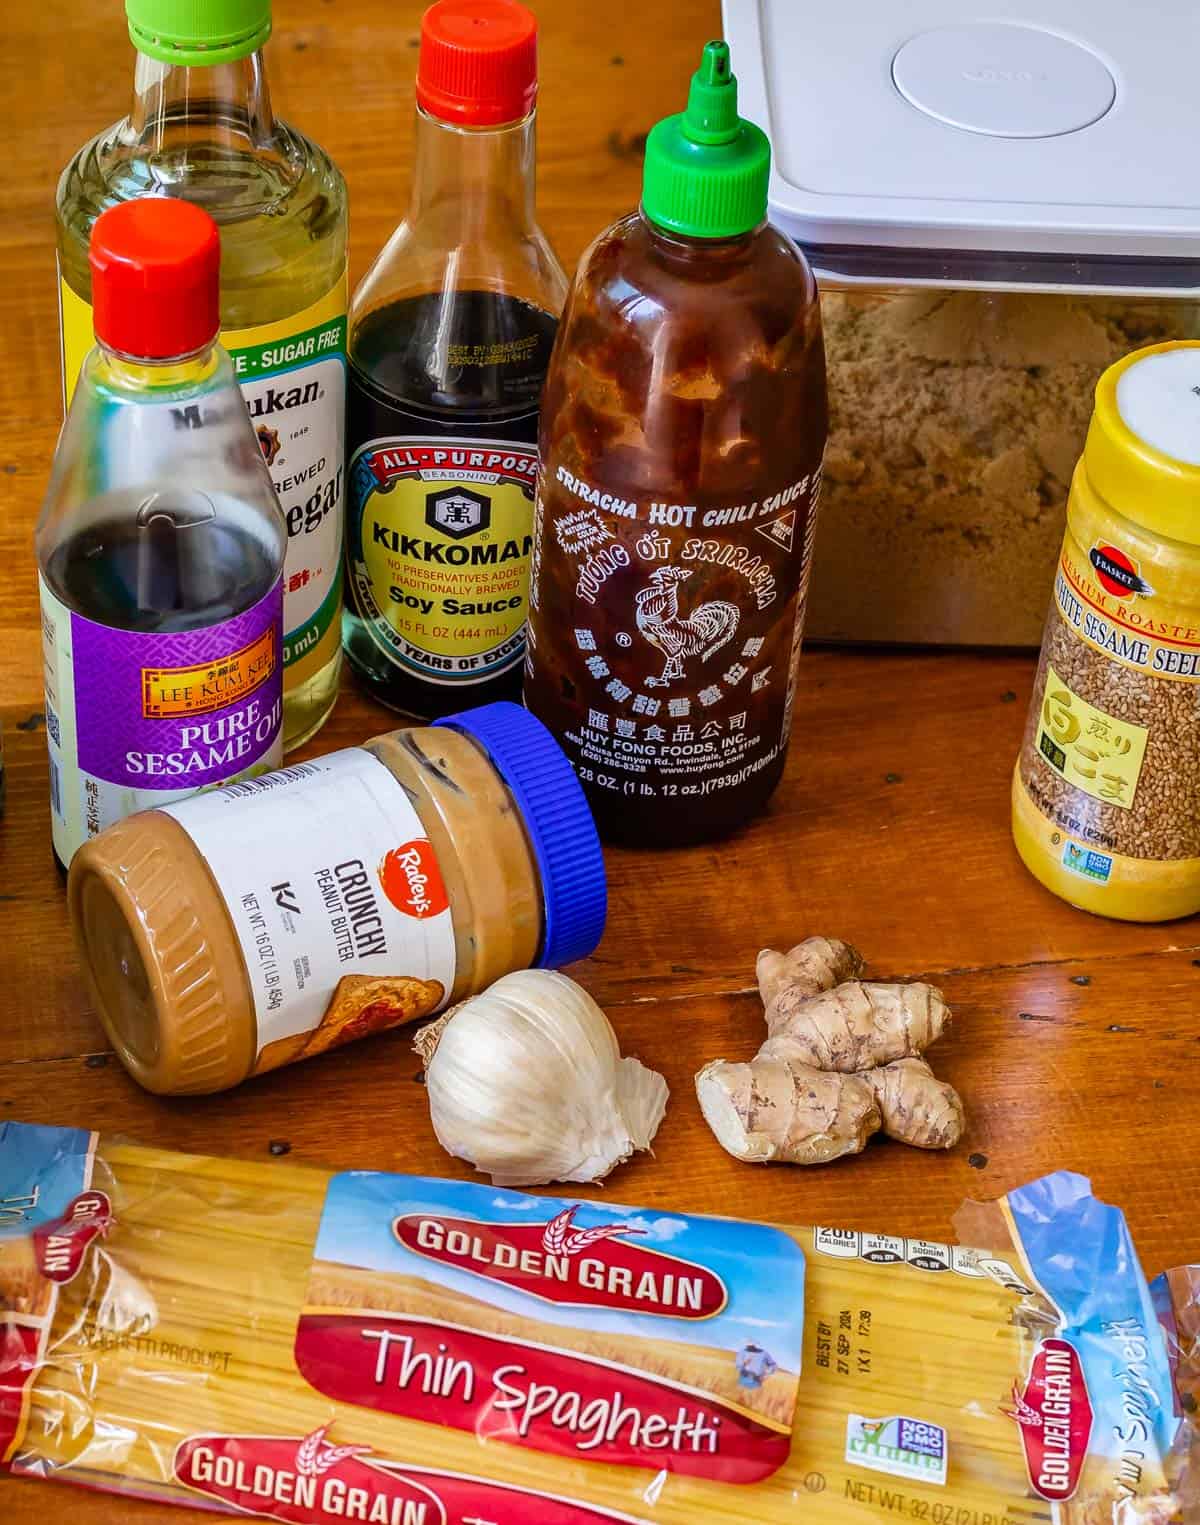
[
  {"left": 524, "top": 42, "right": 828, "bottom": 845},
  {"left": 344, "top": 0, "right": 567, "bottom": 718}
]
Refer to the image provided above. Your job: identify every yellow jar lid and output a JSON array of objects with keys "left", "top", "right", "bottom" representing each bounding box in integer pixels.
[{"left": 1085, "top": 340, "right": 1200, "bottom": 547}]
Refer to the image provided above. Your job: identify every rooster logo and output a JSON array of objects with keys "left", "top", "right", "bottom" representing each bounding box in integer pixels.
[
  {"left": 634, "top": 566, "right": 740, "bottom": 687},
  {"left": 541, "top": 1206, "right": 644, "bottom": 1257},
  {"left": 295, "top": 1425, "right": 372, "bottom": 1478},
  {"left": 1001, "top": 1382, "right": 1043, "bottom": 1429}
]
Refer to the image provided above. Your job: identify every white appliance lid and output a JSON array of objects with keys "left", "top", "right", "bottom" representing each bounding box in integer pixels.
[{"left": 721, "top": 0, "right": 1200, "bottom": 263}]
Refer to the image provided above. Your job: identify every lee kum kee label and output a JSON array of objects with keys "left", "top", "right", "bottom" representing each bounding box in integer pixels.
[
  {"left": 141, "top": 628, "right": 277, "bottom": 718},
  {"left": 1005, "top": 1337, "right": 1094, "bottom": 1501},
  {"left": 297, "top": 1175, "right": 806, "bottom": 1484}
]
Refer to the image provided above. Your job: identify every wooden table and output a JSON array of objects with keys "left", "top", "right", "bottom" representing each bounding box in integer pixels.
[{"left": 3, "top": 2, "right": 1198, "bottom": 1519}]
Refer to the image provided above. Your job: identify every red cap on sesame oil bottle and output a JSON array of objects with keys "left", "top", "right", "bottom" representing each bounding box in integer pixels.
[
  {"left": 416, "top": 0, "right": 538, "bottom": 126},
  {"left": 89, "top": 198, "right": 221, "bottom": 360}
]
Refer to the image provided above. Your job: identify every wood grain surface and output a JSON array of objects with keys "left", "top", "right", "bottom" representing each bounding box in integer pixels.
[{"left": 2, "top": 2, "right": 1198, "bottom": 1520}]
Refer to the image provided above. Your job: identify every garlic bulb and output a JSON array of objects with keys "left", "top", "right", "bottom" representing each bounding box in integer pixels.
[{"left": 414, "top": 970, "right": 668, "bottom": 1187}]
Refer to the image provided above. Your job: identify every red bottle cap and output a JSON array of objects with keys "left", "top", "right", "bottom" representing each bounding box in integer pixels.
[
  {"left": 416, "top": 0, "right": 538, "bottom": 127},
  {"left": 89, "top": 198, "right": 221, "bottom": 360}
]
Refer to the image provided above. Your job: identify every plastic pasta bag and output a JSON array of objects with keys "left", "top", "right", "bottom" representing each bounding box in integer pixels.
[{"left": 0, "top": 1120, "right": 1193, "bottom": 1523}]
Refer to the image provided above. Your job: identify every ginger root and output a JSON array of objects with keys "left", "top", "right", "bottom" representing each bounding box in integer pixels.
[
  {"left": 756, "top": 936, "right": 863, "bottom": 1007},
  {"left": 866, "top": 1058, "right": 964, "bottom": 1149},
  {"left": 761, "top": 981, "right": 949, "bottom": 1072},
  {"left": 696, "top": 937, "right": 966, "bottom": 1165},
  {"left": 696, "top": 1059, "right": 879, "bottom": 1166}
]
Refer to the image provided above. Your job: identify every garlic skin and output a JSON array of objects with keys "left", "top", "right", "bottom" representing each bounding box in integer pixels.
[{"left": 416, "top": 970, "right": 668, "bottom": 1187}]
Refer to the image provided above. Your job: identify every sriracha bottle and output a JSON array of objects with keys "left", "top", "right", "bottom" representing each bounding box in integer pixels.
[{"left": 524, "top": 41, "right": 828, "bottom": 846}]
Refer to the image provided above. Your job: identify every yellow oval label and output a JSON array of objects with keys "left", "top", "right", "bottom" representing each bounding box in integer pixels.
[{"left": 348, "top": 437, "right": 537, "bottom": 683}]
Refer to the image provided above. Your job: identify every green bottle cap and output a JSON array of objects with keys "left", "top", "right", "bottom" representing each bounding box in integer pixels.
[
  {"left": 641, "top": 40, "right": 771, "bottom": 239},
  {"left": 126, "top": 0, "right": 272, "bottom": 66}
]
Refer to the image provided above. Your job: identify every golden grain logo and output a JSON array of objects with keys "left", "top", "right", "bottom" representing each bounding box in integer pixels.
[
  {"left": 142, "top": 629, "right": 277, "bottom": 718},
  {"left": 393, "top": 1205, "right": 727, "bottom": 1319}
]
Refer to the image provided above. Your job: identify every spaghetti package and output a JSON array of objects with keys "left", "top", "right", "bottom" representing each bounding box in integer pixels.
[{"left": 0, "top": 1120, "right": 1193, "bottom": 1523}]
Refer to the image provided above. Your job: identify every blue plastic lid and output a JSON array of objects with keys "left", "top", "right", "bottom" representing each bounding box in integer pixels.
[{"left": 434, "top": 702, "right": 607, "bottom": 968}]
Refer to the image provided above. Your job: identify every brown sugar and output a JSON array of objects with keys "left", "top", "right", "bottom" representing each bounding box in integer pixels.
[{"left": 808, "top": 289, "right": 1198, "bottom": 647}]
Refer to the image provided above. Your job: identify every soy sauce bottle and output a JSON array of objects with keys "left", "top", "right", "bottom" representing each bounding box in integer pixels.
[
  {"left": 344, "top": 0, "right": 566, "bottom": 718},
  {"left": 524, "top": 42, "right": 828, "bottom": 846}
]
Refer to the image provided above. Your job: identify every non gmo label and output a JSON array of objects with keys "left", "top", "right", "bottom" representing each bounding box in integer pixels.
[
  {"left": 162, "top": 748, "right": 456, "bottom": 1070},
  {"left": 1062, "top": 840, "right": 1114, "bottom": 882},
  {"left": 347, "top": 433, "right": 538, "bottom": 685},
  {"left": 298, "top": 1175, "right": 806, "bottom": 1483},
  {"left": 846, "top": 1414, "right": 948, "bottom": 1486}
]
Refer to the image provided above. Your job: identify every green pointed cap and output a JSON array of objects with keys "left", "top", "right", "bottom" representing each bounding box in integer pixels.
[
  {"left": 641, "top": 40, "right": 771, "bottom": 239},
  {"left": 126, "top": 0, "right": 272, "bottom": 66}
]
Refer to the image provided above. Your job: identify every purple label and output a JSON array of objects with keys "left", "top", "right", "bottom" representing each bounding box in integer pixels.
[
  {"left": 897, "top": 1419, "right": 945, "bottom": 1460},
  {"left": 72, "top": 581, "right": 283, "bottom": 789}
]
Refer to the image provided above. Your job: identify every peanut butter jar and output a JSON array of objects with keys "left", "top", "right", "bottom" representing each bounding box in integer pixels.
[{"left": 67, "top": 702, "right": 607, "bottom": 1093}]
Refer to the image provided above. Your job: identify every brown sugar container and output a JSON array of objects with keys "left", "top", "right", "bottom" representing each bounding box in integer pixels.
[
  {"left": 524, "top": 42, "right": 827, "bottom": 846},
  {"left": 67, "top": 702, "right": 606, "bottom": 1093},
  {"left": 1013, "top": 342, "right": 1200, "bottom": 921}
]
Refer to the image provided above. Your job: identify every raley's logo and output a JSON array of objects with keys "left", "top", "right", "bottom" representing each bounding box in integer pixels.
[
  {"left": 33, "top": 1190, "right": 113, "bottom": 1284},
  {"left": 377, "top": 841, "right": 449, "bottom": 919},
  {"left": 1003, "top": 1337, "right": 1094, "bottom": 1501},
  {"left": 394, "top": 1205, "right": 727, "bottom": 1319},
  {"left": 1090, "top": 544, "right": 1155, "bottom": 600}
]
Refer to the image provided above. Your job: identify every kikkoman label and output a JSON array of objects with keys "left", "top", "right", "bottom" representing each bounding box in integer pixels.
[
  {"left": 297, "top": 1175, "right": 806, "bottom": 1484},
  {"left": 1004, "top": 1338, "right": 1094, "bottom": 1502},
  {"left": 347, "top": 436, "right": 538, "bottom": 685}
]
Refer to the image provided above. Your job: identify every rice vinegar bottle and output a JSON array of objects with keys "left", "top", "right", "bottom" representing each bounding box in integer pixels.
[
  {"left": 56, "top": 0, "right": 348, "bottom": 750},
  {"left": 344, "top": 0, "right": 566, "bottom": 719}
]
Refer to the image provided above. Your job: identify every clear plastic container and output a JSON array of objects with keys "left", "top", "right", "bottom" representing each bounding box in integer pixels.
[
  {"left": 812, "top": 283, "right": 1200, "bottom": 647},
  {"left": 723, "top": 0, "right": 1200, "bottom": 646}
]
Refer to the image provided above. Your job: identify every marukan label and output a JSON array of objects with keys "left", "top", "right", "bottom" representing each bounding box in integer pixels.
[
  {"left": 175, "top": 1428, "right": 644, "bottom": 1524},
  {"left": 1003, "top": 1337, "right": 1094, "bottom": 1501},
  {"left": 394, "top": 1205, "right": 727, "bottom": 1318},
  {"left": 301, "top": 1175, "right": 806, "bottom": 1485},
  {"left": 32, "top": 1190, "right": 112, "bottom": 1284}
]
